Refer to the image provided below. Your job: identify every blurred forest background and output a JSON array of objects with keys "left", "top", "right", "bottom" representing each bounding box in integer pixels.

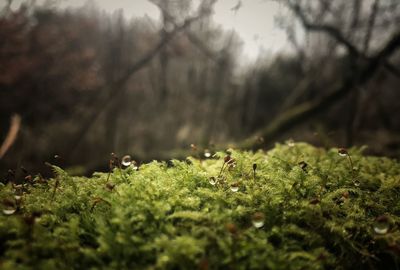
[{"left": 0, "top": 0, "right": 399, "bottom": 179}]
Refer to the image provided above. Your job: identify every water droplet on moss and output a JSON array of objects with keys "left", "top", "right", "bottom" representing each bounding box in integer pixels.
[
  {"left": 209, "top": 177, "right": 217, "bottom": 186},
  {"left": 338, "top": 148, "right": 348, "bottom": 157},
  {"left": 121, "top": 155, "right": 132, "bottom": 166},
  {"left": 204, "top": 150, "right": 211, "bottom": 158},
  {"left": 230, "top": 182, "right": 239, "bottom": 192},
  {"left": 130, "top": 161, "right": 138, "bottom": 170},
  {"left": 252, "top": 212, "right": 265, "bottom": 228},
  {"left": 374, "top": 216, "right": 390, "bottom": 235},
  {"left": 287, "top": 139, "right": 295, "bottom": 147},
  {"left": 374, "top": 223, "right": 389, "bottom": 234},
  {"left": 353, "top": 180, "right": 360, "bottom": 187},
  {"left": 3, "top": 209, "right": 16, "bottom": 215}
]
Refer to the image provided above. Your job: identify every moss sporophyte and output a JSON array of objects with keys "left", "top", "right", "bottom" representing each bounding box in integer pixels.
[{"left": 1, "top": 142, "right": 400, "bottom": 269}]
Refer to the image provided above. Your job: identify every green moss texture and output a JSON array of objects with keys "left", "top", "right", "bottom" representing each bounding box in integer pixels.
[{"left": 1, "top": 143, "right": 400, "bottom": 269}]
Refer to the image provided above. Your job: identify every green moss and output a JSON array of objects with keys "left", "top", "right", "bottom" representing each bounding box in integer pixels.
[{"left": 1, "top": 143, "right": 400, "bottom": 269}]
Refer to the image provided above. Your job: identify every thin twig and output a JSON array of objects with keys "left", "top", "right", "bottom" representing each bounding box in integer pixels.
[{"left": 0, "top": 114, "right": 21, "bottom": 159}]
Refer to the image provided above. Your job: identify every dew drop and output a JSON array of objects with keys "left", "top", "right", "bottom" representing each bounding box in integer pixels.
[
  {"left": 130, "top": 161, "right": 138, "bottom": 170},
  {"left": 121, "top": 155, "right": 132, "bottom": 166},
  {"left": 374, "top": 216, "right": 390, "bottom": 235},
  {"left": 14, "top": 195, "right": 22, "bottom": 204},
  {"left": 287, "top": 139, "right": 295, "bottom": 147},
  {"left": 204, "top": 149, "right": 211, "bottom": 158},
  {"left": 230, "top": 182, "right": 239, "bottom": 192},
  {"left": 209, "top": 177, "right": 217, "bottom": 186},
  {"left": 338, "top": 148, "right": 348, "bottom": 157},
  {"left": 252, "top": 212, "right": 265, "bottom": 228},
  {"left": 353, "top": 180, "right": 360, "bottom": 187},
  {"left": 3, "top": 209, "right": 16, "bottom": 215},
  {"left": 374, "top": 223, "right": 389, "bottom": 235}
]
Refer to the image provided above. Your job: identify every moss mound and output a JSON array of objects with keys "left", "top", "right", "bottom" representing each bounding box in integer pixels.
[{"left": 1, "top": 143, "right": 400, "bottom": 269}]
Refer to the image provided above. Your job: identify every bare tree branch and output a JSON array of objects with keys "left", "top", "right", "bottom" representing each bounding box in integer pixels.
[
  {"left": 363, "top": 0, "right": 380, "bottom": 53},
  {"left": 289, "top": 2, "right": 361, "bottom": 58},
  {"left": 185, "top": 31, "right": 219, "bottom": 62},
  {"left": 116, "top": 16, "right": 205, "bottom": 88},
  {"left": 239, "top": 29, "right": 400, "bottom": 149},
  {"left": 67, "top": 7, "right": 214, "bottom": 156},
  {"left": 148, "top": 0, "right": 219, "bottom": 62},
  {"left": 383, "top": 61, "right": 400, "bottom": 78},
  {"left": 350, "top": 0, "right": 362, "bottom": 29},
  {"left": 372, "top": 30, "right": 400, "bottom": 60}
]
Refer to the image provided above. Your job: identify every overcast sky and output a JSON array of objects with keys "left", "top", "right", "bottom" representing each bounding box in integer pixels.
[{"left": 8, "top": 0, "right": 290, "bottom": 64}]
